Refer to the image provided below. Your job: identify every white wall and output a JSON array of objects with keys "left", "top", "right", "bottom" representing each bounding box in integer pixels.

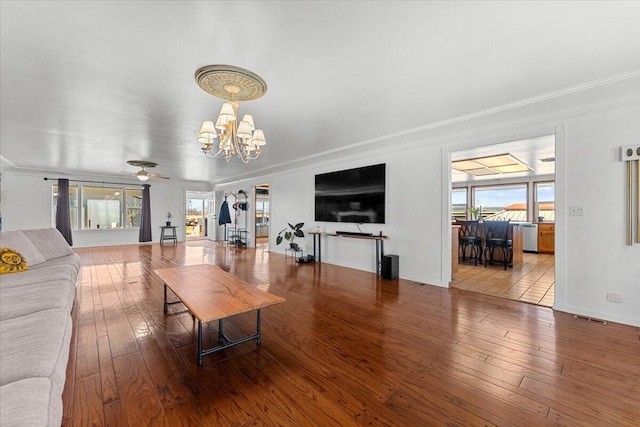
[
  {"left": 1, "top": 170, "right": 209, "bottom": 247},
  {"left": 214, "top": 98, "right": 640, "bottom": 327},
  {"left": 561, "top": 106, "right": 640, "bottom": 325}
]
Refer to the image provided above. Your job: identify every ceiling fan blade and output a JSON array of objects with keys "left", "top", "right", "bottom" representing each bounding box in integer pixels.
[{"left": 148, "top": 173, "right": 170, "bottom": 180}]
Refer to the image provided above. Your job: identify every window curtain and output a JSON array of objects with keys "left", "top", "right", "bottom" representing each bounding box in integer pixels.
[
  {"left": 55, "top": 178, "right": 73, "bottom": 246},
  {"left": 139, "top": 184, "right": 152, "bottom": 242}
]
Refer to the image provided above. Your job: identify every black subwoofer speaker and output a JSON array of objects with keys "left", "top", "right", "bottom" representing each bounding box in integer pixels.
[{"left": 382, "top": 254, "right": 399, "bottom": 280}]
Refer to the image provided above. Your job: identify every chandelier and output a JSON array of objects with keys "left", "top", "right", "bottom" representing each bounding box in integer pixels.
[{"left": 195, "top": 65, "right": 267, "bottom": 163}]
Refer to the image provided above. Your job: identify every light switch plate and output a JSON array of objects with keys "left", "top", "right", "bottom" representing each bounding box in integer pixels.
[{"left": 569, "top": 206, "right": 584, "bottom": 216}]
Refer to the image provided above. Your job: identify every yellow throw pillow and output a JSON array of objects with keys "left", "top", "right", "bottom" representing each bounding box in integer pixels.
[{"left": 0, "top": 247, "right": 29, "bottom": 274}]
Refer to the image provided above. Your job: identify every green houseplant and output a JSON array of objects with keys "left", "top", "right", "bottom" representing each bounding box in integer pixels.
[
  {"left": 276, "top": 222, "right": 304, "bottom": 250},
  {"left": 468, "top": 206, "right": 481, "bottom": 220},
  {"left": 166, "top": 212, "right": 173, "bottom": 226}
]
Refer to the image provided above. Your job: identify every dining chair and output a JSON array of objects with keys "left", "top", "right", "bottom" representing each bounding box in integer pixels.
[
  {"left": 458, "top": 220, "right": 482, "bottom": 266},
  {"left": 483, "top": 220, "right": 513, "bottom": 270}
]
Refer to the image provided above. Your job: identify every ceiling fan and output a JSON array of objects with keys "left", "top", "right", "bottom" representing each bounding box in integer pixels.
[{"left": 125, "top": 160, "right": 170, "bottom": 181}]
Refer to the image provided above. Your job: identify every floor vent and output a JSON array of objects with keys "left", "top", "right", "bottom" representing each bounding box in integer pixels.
[
  {"left": 409, "top": 281, "right": 427, "bottom": 286},
  {"left": 574, "top": 314, "right": 607, "bottom": 325}
]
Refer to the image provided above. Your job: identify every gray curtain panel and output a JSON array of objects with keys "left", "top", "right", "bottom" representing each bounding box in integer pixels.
[
  {"left": 139, "top": 184, "right": 152, "bottom": 242},
  {"left": 55, "top": 178, "right": 73, "bottom": 246}
]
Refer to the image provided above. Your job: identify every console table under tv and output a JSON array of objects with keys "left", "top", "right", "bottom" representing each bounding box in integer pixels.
[{"left": 309, "top": 231, "right": 389, "bottom": 277}]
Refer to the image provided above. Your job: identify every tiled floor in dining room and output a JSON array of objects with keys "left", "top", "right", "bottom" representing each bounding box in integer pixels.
[{"left": 451, "top": 252, "right": 555, "bottom": 307}]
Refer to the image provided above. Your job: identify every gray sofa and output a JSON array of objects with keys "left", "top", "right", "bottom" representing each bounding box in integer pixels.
[{"left": 0, "top": 228, "right": 80, "bottom": 427}]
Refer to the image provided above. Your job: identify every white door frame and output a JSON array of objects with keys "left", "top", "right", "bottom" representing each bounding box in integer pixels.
[{"left": 440, "top": 124, "right": 566, "bottom": 312}]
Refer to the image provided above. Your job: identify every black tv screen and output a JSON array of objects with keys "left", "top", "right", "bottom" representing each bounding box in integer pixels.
[{"left": 315, "top": 164, "right": 386, "bottom": 224}]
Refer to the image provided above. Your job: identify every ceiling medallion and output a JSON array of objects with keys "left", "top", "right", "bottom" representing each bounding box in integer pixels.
[
  {"left": 195, "top": 64, "right": 267, "bottom": 101},
  {"left": 127, "top": 160, "right": 158, "bottom": 169},
  {"left": 195, "top": 65, "right": 268, "bottom": 163}
]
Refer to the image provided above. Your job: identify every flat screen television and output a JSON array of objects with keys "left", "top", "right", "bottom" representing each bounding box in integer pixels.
[{"left": 315, "top": 163, "right": 386, "bottom": 224}]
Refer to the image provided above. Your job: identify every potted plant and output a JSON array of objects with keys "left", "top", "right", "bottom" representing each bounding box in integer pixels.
[
  {"left": 276, "top": 222, "right": 304, "bottom": 251},
  {"left": 166, "top": 212, "right": 173, "bottom": 226},
  {"left": 468, "top": 206, "right": 482, "bottom": 221}
]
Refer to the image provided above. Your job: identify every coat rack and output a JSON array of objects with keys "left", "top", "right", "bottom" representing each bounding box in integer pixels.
[
  {"left": 230, "top": 190, "right": 248, "bottom": 247},
  {"left": 621, "top": 145, "right": 640, "bottom": 246}
]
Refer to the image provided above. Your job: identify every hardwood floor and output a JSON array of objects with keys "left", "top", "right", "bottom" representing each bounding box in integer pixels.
[
  {"left": 452, "top": 253, "right": 555, "bottom": 307},
  {"left": 61, "top": 241, "right": 639, "bottom": 426}
]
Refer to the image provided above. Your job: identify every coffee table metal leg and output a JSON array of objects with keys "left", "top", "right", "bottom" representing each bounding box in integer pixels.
[
  {"left": 163, "top": 283, "right": 167, "bottom": 313},
  {"left": 163, "top": 283, "right": 182, "bottom": 313},
  {"left": 195, "top": 309, "right": 265, "bottom": 365},
  {"left": 256, "top": 309, "right": 262, "bottom": 345},
  {"left": 197, "top": 320, "right": 203, "bottom": 366}
]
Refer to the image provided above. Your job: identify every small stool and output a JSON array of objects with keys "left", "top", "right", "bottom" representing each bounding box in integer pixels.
[{"left": 160, "top": 226, "right": 177, "bottom": 245}]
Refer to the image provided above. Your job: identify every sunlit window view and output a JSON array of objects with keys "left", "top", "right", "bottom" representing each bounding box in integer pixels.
[
  {"left": 474, "top": 184, "right": 527, "bottom": 221},
  {"left": 126, "top": 188, "right": 143, "bottom": 227},
  {"left": 186, "top": 198, "right": 207, "bottom": 237},
  {"left": 451, "top": 188, "right": 467, "bottom": 221},
  {"left": 535, "top": 182, "right": 555, "bottom": 221},
  {"left": 83, "top": 187, "right": 123, "bottom": 229},
  {"left": 52, "top": 184, "right": 142, "bottom": 230}
]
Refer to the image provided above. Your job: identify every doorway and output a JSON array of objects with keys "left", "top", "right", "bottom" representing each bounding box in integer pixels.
[
  {"left": 185, "top": 191, "right": 208, "bottom": 239},
  {"left": 449, "top": 134, "right": 556, "bottom": 307},
  {"left": 255, "top": 184, "right": 269, "bottom": 249}
]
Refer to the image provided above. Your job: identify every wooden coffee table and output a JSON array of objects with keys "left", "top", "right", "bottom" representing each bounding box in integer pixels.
[{"left": 154, "top": 264, "right": 285, "bottom": 365}]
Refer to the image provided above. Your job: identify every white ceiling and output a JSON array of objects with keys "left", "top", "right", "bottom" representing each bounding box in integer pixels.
[{"left": 1, "top": 1, "right": 639, "bottom": 184}]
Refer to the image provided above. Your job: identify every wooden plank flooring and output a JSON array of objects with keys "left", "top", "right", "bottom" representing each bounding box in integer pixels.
[
  {"left": 452, "top": 253, "right": 555, "bottom": 307},
  {"left": 61, "top": 241, "right": 639, "bottom": 426}
]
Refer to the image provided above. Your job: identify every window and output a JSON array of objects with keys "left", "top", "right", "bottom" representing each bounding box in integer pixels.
[
  {"left": 474, "top": 184, "right": 527, "bottom": 221},
  {"left": 535, "top": 182, "right": 555, "bottom": 222},
  {"left": 51, "top": 184, "right": 142, "bottom": 230},
  {"left": 256, "top": 198, "right": 269, "bottom": 225},
  {"left": 126, "top": 188, "right": 143, "bottom": 227},
  {"left": 83, "top": 187, "right": 123, "bottom": 229},
  {"left": 186, "top": 198, "right": 206, "bottom": 237},
  {"left": 451, "top": 188, "right": 467, "bottom": 221}
]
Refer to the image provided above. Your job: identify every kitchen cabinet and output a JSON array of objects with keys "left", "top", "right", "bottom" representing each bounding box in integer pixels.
[{"left": 538, "top": 223, "right": 555, "bottom": 254}]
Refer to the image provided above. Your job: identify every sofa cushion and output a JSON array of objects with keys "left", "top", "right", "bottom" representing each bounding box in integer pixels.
[
  {"left": 30, "top": 253, "right": 81, "bottom": 275},
  {"left": 0, "top": 247, "right": 29, "bottom": 275},
  {"left": 21, "top": 228, "right": 73, "bottom": 261},
  {"left": 0, "top": 230, "right": 46, "bottom": 266},
  {"left": 0, "top": 263, "right": 78, "bottom": 289},
  {"left": 0, "top": 378, "right": 62, "bottom": 427},
  {"left": 0, "top": 280, "right": 75, "bottom": 321},
  {"left": 0, "top": 309, "right": 72, "bottom": 399}
]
